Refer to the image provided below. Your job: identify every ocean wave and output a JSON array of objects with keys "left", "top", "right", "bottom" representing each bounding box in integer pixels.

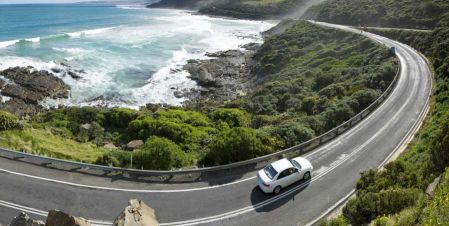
[
  {"left": 0, "top": 26, "right": 117, "bottom": 49},
  {"left": 115, "top": 5, "right": 146, "bottom": 10}
]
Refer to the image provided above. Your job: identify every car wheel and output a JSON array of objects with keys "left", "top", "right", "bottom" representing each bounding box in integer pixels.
[
  {"left": 303, "top": 171, "right": 311, "bottom": 180},
  {"left": 273, "top": 186, "right": 282, "bottom": 195}
]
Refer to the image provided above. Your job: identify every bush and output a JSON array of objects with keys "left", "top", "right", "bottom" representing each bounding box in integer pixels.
[
  {"left": 133, "top": 136, "right": 191, "bottom": 170},
  {"left": 265, "top": 121, "right": 315, "bottom": 148},
  {"left": 95, "top": 152, "right": 120, "bottom": 167},
  {"left": 343, "top": 188, "right": 422, "bottom": 225},
  {"left": 211, "top": 108, "right": 251, "bottom": 128},
  {"left": 319, "top": 215, "right": 348, "bottom": 226},
  {"left": 205, "top": 127, "right": 275, "bottom": 165},
  {"left": 103, "top": 108, "right": 139, "bottom": 130},
  {"left": 0, "top": 111, "right": 21, "bottom": 131}
]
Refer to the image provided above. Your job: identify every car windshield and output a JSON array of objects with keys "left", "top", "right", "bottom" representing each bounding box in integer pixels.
[
  {"left": 290, "top": 159, "right": 302, "bottom": 170},
  {"left": 264, "top": 165, "right": 278, "bottom": 180}
]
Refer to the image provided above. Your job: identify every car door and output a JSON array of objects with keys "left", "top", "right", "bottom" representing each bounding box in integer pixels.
[
  {"left": 277, "top": 168, "right": 299, "bottom": 187},
  {"left": 276, "top": 169, "right": 292, "bottom": 188}
]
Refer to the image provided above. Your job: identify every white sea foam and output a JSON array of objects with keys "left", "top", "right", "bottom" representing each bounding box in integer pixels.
[
  {"left": 115, "top": 5, "right": 146, "bottom": 10},
  {"left": 1, "top": 9, "right": 276, "bottom": 108},
  {"left": 0, "top": 27, "right": 117, "bottom": 49}
]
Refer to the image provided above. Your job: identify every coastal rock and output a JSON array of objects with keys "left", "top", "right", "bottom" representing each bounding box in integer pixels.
[
  {"left": 126, "top": 140, "right": 144, "bottom": 150},
  {"left": 0, "top": 67, "right": 70, "bottom": 117},
  {"left": 67, "top": 71, "right": 82, "bottom": 80},
  {"left": 0, "top": 98, "right": 40, "bottom": 117},
  {"left": 2, "top": 85, "right": 45, "bottom": 104},
  {"left": 145, "top": 103, "right": 162, "bottom": 112},
  {"left": 0, "top": 78, "right": 6, "bottom": 89},
  {"left": 0, "top": 67, "right": 69, "bottom": 98},
  {"left": 182, "top": 48, "right": 255, "bottom": 106},
  {"left": 9, "top": 212, "right": 45, "bottom": 226},
  {"left": 112, "top": 199, "right": 159, "bottom": 226},
  {"left": 46, "top": 210, "right": 91, "bottom": 226},
  {"left": 240, "top": 42, "right": 260, "bottom": 51}
]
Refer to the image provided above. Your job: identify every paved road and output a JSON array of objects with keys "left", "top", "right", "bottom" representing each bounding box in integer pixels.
[{"left": 0, "top": 21, "right": 431, "bottom": 226}]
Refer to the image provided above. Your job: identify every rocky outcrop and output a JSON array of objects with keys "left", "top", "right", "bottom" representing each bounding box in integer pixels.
[
  {"left": 9, "top": 212, "right": 45, "bottom": 226},
  {"left": 126, "top": 140, "right": 144, "bottom": 150},
  {"left": 0, "top": 67, "right": 70, "bottom": 117},
  {"left": 182, "top": 47, "right": 258, "bottom": 106},
  {"left": 46, "top": 210, "right": 91, "bottom": 226},
  {"left": 113, "top": 199, "right": 158, "bottom": 226},
  {"left": 6, "top": 200, "right": 158, "bottom": 226}
]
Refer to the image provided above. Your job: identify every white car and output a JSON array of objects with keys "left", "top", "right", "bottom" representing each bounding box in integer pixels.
[{"left": 257, "top": 157, "right": 313, "bottom": 194}]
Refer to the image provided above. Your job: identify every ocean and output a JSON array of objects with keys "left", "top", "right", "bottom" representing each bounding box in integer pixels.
[{"left": 0, "top": 4, "right": 275, "bottom": 107}]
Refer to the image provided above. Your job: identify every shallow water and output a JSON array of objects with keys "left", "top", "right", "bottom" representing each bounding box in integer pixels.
[{"left": 0, "top": 4, "right": 275, "bottom": 108}]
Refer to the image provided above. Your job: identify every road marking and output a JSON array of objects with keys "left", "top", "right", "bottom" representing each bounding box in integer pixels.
[
  {"left": 303, "top": 23, "right": 432, "bottom": 226},
  {"left": 0, "top": 22, "right": 430, "bottom": 226}
]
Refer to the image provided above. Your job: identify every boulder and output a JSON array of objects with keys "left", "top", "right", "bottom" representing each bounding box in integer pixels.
[
  {"left": 426, "top": 175, "right": 442, "bottom": 198},
  {"left": 9, "top": 212, "right": 45, "bottom": 226},
  {"left": 67, "top": 71, "right": 82, "bottom": 80},
  {"left": 112, "top": 199, "right": 158, "bottom": 226},
  {"left": 46, "top": 210, "right": 91, "bottom": 226},
  {"left": 126, "top": 140, "right": 144, "bottom": 150},
  {"left": 103, "top": 143, "right": 118, "bottom": 149}
]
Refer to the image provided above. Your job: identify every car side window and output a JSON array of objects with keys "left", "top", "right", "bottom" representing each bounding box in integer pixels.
[
  {"left": 290, "top": 168, "right": 298, "bottom": 174},
  {"left": 277, "top": 169, "right": 291, "bottom": 180}
]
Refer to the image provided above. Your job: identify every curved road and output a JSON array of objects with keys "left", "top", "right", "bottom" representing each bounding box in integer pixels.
[{"left": 0, "top": 22, "right": 432, "bottom": 226}]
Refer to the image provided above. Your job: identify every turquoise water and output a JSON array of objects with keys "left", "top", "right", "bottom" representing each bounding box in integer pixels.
[{"left": 0, "top": 4, "right": 274, "bottom": 107}]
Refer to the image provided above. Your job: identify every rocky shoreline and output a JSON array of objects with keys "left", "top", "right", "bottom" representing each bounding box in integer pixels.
[
  {"left": 181, "top": 42, "right": 261, "bottom": 108},
  {"left": 0, "top": 41, "right": 262, "bottom": 117},
  {"left": 0, "top": 67, "right": 70, "bottom": 117}
]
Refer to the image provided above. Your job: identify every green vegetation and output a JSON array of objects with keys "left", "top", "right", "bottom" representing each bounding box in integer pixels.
[
  {"left": 198, "top": 0, "right": 303, "bottom": 19},
  {"left": 149, "top": 0, "right": 309, "bottom": 19},
  {"left": 0, "top": 111, "right": 22, "bottom": 131},
  {"left": 0, "top": 128, "right": 105, "bottom": 162},
  {"left": 304, "top": 0, "right": 449, "bottom": 29},
  {"left": 227, "top": 21, "right": 396, "bottom": 149},
  {"left": 319, "top": 7, "right": 449, "bottom": 226},
  {"left": 0, "top": 21, "right": 395, "bottom": 170}
]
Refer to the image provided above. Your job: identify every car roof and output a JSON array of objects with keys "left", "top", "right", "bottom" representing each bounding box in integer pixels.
[{"left": 270, "top": 158, "right": 293, "bottom": 173}]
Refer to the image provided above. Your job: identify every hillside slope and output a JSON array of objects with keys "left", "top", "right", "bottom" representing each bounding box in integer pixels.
[{"left": 304, "top": 0, "right": 449, "bottom": 29}]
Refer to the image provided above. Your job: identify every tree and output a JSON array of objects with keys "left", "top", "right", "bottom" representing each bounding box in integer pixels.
[
  {"left": 134, "top": 136, "right": 191, "bottom": 170},
  {"left": 211, "top": 108, "right": 251, "bottom": 128},
  {"left": 206, "top": 127, "right": 275, "bottom": 165}
]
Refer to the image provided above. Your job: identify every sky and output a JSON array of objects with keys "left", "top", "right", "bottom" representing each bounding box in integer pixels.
[{"left": 0, "top": 0, "right": 90, "bottom": 3}]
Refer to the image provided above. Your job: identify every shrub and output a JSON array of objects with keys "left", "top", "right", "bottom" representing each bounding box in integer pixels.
[
  {"left": 319, "top": 215, "right": 348, "bottom": 226},
  {"left": 343, "top": 188, "right": 422, "bottom": 225},
  {"left": 0, "top": 111, "right": 21, "bottom": 131},
  {"left": 103, "top": 108, "right": 139, "bottom": 130},
  {"left": 205, "top": 127, "right": 275, "bottom": 165},
  {"left": 95, "top": 152, "right": 120, "bottom": 167},
  {"left": 265, "top": 121, "right": 315, "bottom": 148},
  {"left": 211, "top": 108, "right": 251, "bottom": 128},
  {"left": 133, "top": 136, "right": 191, "bottom": 170}
]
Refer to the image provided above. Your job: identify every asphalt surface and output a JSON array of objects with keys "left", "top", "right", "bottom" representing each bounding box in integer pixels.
[{"left": 0, "top": 22, "right": 432, "bottom": 226}]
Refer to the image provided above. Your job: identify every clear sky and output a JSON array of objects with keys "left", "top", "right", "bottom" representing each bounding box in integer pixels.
[{"left": 0, "top": 0, "right": 90, "bottom": 3}]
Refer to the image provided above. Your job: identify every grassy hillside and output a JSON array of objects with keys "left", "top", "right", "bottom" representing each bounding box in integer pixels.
[
  {"left": 304, "top": 0, "right": 449, "bottom": 29},
  {"left": 0, "top": 21, "right": 396, "bottom": 170},
  {"left": 149, "top": 0, "right": 310, "bottom": 19},
  {"left": 320, "top": 11, "right": 449, "bottom": 226}
]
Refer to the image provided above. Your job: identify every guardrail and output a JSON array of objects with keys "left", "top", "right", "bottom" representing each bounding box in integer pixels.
[{"left": 0, "top": 62, "right": 401, "bottom": 183}]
